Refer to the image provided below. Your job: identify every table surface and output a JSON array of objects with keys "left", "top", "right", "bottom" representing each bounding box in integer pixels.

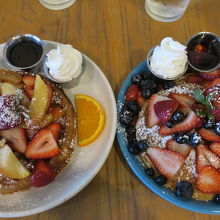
[{"left": 0, "top": 0, "right": 220, "bottom": 219}]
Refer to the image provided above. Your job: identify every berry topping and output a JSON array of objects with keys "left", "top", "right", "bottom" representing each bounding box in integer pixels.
[
  {"left": 214, "top": 194, "right": 220, "bottom": 204},
  {"left": 31, "top": 160, "right": 56, "bottom": 187},
  {"left": 25, "top": 128, "right": 61, "bottom": 159},
  {"left": 46, "top": 122, "right": 61, "bottom": 142},
  {"left": 131, "top": 74, "right": 142, "bottom": 86},
  {"left": 199, "top": 128, "right": 220, "bottom": 142},
  {"left": 0, "top": 95, "right": 21, "bottom": 130},
  {"left": 188, "top": 132, "right": 202, "bottom": 147},
  {"left": 146, "top": 94, "right": 172, "bottom": 128},
  {"left": 154, "top": 100, "right": 179, "bottom": 124},
  {"left": 198, "top": 69, "right": 220, "bottom": 80},
  {"left": 137, "top": 90, "right": 146, "bottom": 107},
  {"left": 137, "top": 140, "right": 148, "bottom": 152},
  {"left": 142, "top": 79, "right": 157, "bottom": 92},
  {"left": 210, "top": 143, "right": 220, "bottom": 157},
  {"left": 166, "top": 139, "right": 191, "bottom": 157},
  {"left": 126, "top": 100, "right": 141, "bottom": 115},
  {"left": 166, "top": 119, "right": 176, "bottom": 128},
  {"left": 171, "top": 111, "right": 185, "bottom": 123},
  {"left": 127, "top": 143, "right": 139, "bottom": 155},
  {"left": 147, "top": 147, "right": 185, "bottom": 178},
  {"left": 196, "top": 165, "right": 220, "bottom": 194},
  {"left": 204, "top": 119, "right": 215, "bottom": 129},
  {"left": 125, "top": 84, "right": 140, "bottom": 101},
  {"left": 127, "top": 133, "right": 137, "bottom": 144},
  {"left": 155, "top": 175, "right": 167, "bottom": 185},
  {"left": 163, "top": 81, "right": 175, "bottom": 90},
  {"left": 214, "top": 122, "right": 220, "bottom": 136},
  {"left": 174, "top": 133, "right": 189, "bottom": 144},
  {"left": 145, "top": 168, "right": 155, "bottom": 177},
  {"left": 119, "top": 106, "right": 134, "bottom": 126},
  {"left": 169, "top": 93, "right": 195, "bottom": 107},
  {"left": 126, "top": 126, "right": 136, "bottom": 136},
  {"left": 175, "top": 181, "right": 194, "bottom": 200},
  {"left": 141, "top": 88, "right": 152, "bottom": 99}
]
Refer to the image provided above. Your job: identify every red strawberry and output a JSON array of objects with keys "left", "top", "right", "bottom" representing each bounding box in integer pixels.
[
  {"left": 191, "top": 103, "right": 205, "bottom": 113},
  {"left": 169, "top": 93, "right": 195, "bottom": 107},
  {"left": 125, "top": 84, "right": 139, "bottom": 101},
  {"left": 46, "top": 123, "right": 61, "bottom": 141},
  {"left": 0, "top": 127, "right": 27, "bottom": 153},
  {"left": 146, "top": 147, "right": 185, "bottom": 178},
  {"left": 154, "top": 100, "right": 179, "bottom": 124},
  {"left": 196, "top": 144, "right": 210, "bottom": 173},
  {"left": 211, "top": 105, "right": 220, "bottom": 121},
  {"left": 186, "top": 75, "right": 206, "bottom": 85},
  {"left": 24, "top": 86, "right": 34, "bottom": 99},
  {"left": 137, "top": 90, "right": 146, "bottom": 108},
  {"left": 159, "top": 109, "right": 199, "bottom": 135},
  {"left": 210, "top": 143, "right": 220, "bottom": 157},
  {"left": 146, "top": 94, "right": 172, "bottom": 127},
  {"left": 31, "top": 160, "right": 56, "bottom": 187},
  {"left": 204, "top": 78, "right": 220, "bottom": 96},
  {"left": 22, "top": 75, "right": 36, "bottom": 88},
  {"left": 166, "top": 139, "right": 191, "bottom": 157},
  {"left": 196, "top": 165, "right": 220, "bottom": 194},
  {"left": 199, "top": 128, "right": 220, "bottom": 142},
  {"left": 25, "top": 128, "right": 61, "bottom": 159},
  {"left": 0, "top": 95, "right": 21, "bottom": 130},
  {"left": 198, "top": 69, "right": 220, "bottom": 80}
]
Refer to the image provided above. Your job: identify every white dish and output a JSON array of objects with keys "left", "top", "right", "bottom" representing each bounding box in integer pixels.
[{"left": 0, "top": 41, "right": 117, "bottom": 217}]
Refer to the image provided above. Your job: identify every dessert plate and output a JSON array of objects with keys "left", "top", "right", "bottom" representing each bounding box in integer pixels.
[
  {"left": 0, "top": 41, "right": 117, "bottom": 217},
  {"left": 117, "top": 60, "right": 220, "bottom": 215}
]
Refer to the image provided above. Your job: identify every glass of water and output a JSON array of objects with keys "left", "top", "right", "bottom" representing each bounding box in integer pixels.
[{"left": 39, "top": 0, "right": 77, "bottom": 10}]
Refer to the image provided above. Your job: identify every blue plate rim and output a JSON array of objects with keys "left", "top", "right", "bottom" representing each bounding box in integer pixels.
[{"left": 116, "top": 60, "right": 220, "bottom": 215}]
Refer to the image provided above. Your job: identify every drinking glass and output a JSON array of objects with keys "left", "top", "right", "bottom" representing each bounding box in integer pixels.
[{"left": 39, "top": 0, "right": 77, "bottom": 10}]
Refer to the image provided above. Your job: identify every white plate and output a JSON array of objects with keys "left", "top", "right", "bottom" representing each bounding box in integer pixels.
[{"left": 0, "top": 41, "right": 117, "bottom": 217}]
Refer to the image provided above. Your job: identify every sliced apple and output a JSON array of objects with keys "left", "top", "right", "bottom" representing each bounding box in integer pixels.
[
  {"left": 0, "top": 69, "right": 22, "bottom": 84},
  {"left": 29, "top": 75, "right": 50, "bottom": 124},
  {"left": 1, "top": 82, "right": 17, "bottom": 95},
  {"left": 0, "top": 144, "right": 30, "bottom": 179}
]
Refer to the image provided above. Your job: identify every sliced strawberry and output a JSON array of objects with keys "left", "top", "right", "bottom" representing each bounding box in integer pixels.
[
  {"left": 25, "top": 128, "right": 61, "bottom": 159},
  {"left": 22, "top": 75, "right": 36, "bottom": 88},
  {"left": 198, "top": 69, "right": 220, "bottom": 80},
  {"left": 48, "top": 105, "right": 63, "bottom": 120},
  {"left": 31, "top": 160, "right": 56, "bottom": 187},
  {"left": 146, "top": 147, "right": 185, "bottom": 178},
  {"left": 125, "top": 84, "right": 140, "bottom": 101},
  {"left": 154, "top": 100, "right": 179, "bottom": 124},
  {"left": 24, "top": 86, "right": 34, "bottom": 99},
  {"left": 196, "top": 144, "right": 210, "bottom": 173},
  {"left": 46, "top": 123, "right": 61, "bottom": 141},
  {"left": 137, "top": 90, "right": 146, "bottom": 108},
  {"left": 146, "top": 94, "right": 172, "bottom": 127},
  {"left": 211, "top": 105, "right": 220, "bottom": 121},
  {"left": 159, "top": 109, "right": 199, "bottom": 135},
  {"left": 0, "top": 127, "right": 27, "bottom": 153},
  {"left": 169, "top": 93, "right": 195, "bottom": 107},
  {"left": 210, "top": 143, "right": 220, "bottom": 157},
  {"left": 166, "top": 139, "right": 191, "bottom": 157},
  {"left": 199, "top": 128, "right": 220, "bottom": 142},
  {"left": 186, "top": 75, "right": 206, "bottom": 85},
  {"left": 196, "top": 165, "right": 220, "bottom": 194},
  {"left": 26, "top": 129, "right": 39, "bottom": 140},
  {"left": 191, "top": 103, "right": 205, "bottom": 113},
  {"left": 204, "top": 78, "right": 220, "bottom": 96}
]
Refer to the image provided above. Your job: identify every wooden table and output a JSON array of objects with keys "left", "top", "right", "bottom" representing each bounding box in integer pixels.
[{"left": 0, "top": 0, "right": 220, "bottom": 219}]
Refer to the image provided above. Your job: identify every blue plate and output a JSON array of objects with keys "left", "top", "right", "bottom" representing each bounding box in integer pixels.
[{"left": 116, "top": 60, "right": 220, "bottom": 215}]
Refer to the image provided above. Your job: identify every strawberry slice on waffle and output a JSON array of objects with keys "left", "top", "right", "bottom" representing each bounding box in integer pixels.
[
  {"left": 146, "top": 147, "right": 185, "bottom": 178},
  {"left": 198, "top": 69, "right": 220, "bottom": 80},
  {"left": 199, "top": 128, "right": 220, "bottom": 142},
  {"left": 168, "top": 93, "right": 195, "bottom": 107},
  {"left": 210, "top": 143, "right": 220, "bottom": 157},
  {"left": 159, "top": 109, "right": 199, "bottom": 135},
  {"left": 196, "top": 165, "right": 220, "bottom": 194}
]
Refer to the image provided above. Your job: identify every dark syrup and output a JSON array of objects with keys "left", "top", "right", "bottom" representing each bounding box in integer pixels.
[
  {"left": 7, "top": 41, "right": 43, "bottom": 68},
  {"left": 187, "top": 34, "right": 220, "bottom": 71}
]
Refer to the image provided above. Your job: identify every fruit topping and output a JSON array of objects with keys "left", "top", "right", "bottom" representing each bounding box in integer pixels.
[
  {"left": 169, "top": 93, "right": 195, "bottom": 107},
  {"left": 214, "top": 122, "right": 220, "bottom": 136},
  {"left": 142, "top": 79, "right": 157, "bottom": 93},
  {"left": 31, "top": 160, "right": 56, "bottom": 187},
  {"left": 0, "top": 95, "right": 21, "bottom": 130},
  {"left": 0, "top": 127, "right": 27, "bottom": 153},
  {"left": 171, "top": 110, "right": 185, "bottom": 123},
  {"left": 186, "top": 75, "right": 206, "bottom": 85},
  {"left": 196, "top": 165, "right": 220, "bottom": 194},
  {"left": 127, "top": 143, "right": 139, "bottom": 155},
  {"left": 125, "top": 84, "right": 139, "bottom": 101},
  {"left": 46, "top": 122, "right": 61, "bottom": 142},
  {"left": 146, "top": 147, "right": 185, "bottom": 178},
  {"left": 166, "top": 139, "right": 191, "bottom": 157},
  {"left": 154, "top": 174, "right": 167, "bottom": 185},
  {"left": 0, "top": 144, "right": 30, "bottom": 179},
  {"left": 141, "top": 88, "right": 152, "bottom": 99},
  {"left": 173, "top": 133, "right": 189, "bottom": 144},
  {"left": 198, "top": 69, "right": 220, "bottom": 80},
  {"left": 163, "top": 80, "right": 175, "bottom": 90},
  {"left": 159, "top": 109, "right": 199, "bottom": 135},
  {"left": 214, "top": 194, "right": 220, "bottom": 204},
  {"left": 25, "top": 127, "right": 61, "bottom": 159},
  {"left": 204, "top": 78, "right": 220, "bottom": 97},
  {"left": 154, "top": 100, "right": 179, "bottom": 124},
  {"left": 145, "top": 167, "right": 155, "bottom": 177},
  {"left": 22, "top": 75, "right": 36, "bottom": 88},
  {"left": 166, "top": 119, "right": 176, "bottom": 128},
  {"left": 137, "top": 90, "right": 146, "bottom": 107},
  {"left": 1, "top": 82, "right": 17, "bottom": 95},
  {"left": 146, "top": 94, "right": 172, "bottom": 127},
  {"left": 0, "top": 69, "right": 22, "bottom": 84},
  {"left": 119, "top": 106, "right": 134, "bottom": 126},
  {"left": 210, "top": 143, "right": 220, "bottom": 157},
  {"left": 188, "top": 132, "right": 202, "bottom": 147},
  {"left": 204, "top": 119, "right": 215, "bottom": 129},
  {"left": 137, "top": 140, "right": 148, "bottom": 152},
  {"left": 24, "top": 86, "right": 34, "bottom": 99},
  {"left": 175, "top": 181, "right": 194, "bottom": 200},
  {"left": 199, "top": 128, "right": 220, "bottom": 142},
  {"left": 131, "top": 74, "right": 142, "bottom": 86},
  {"left": 126, "top": 100, "right": 141, "bottom": 115}
]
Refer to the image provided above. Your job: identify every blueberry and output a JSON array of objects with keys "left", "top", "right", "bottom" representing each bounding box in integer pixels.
[
  {"left": 127, "top": 143, "right": 139, "bottom": 155},
  {"left": 214, "top": 194, "right": 220, "bottom": 204},
  {"left": 155, "top": 175, "right": 167, "bottom": 185},
  {"left": 175, "top": 181, "right": 194, "bottom": 200},
  {"left": 145, "top": 168, "right": 155, "bottom": 177},
  {"left": 188, "top": 132, "right": 202, "bottom": 147},
  {"left": 172, "top": 111, "right": 185, "bottom": 123},
  {"left": 141, "top": 71, "right": 153, "bottom": 80},
  {"left": 127, "top": 134, "right": 137, "bottom": 144},
  {"left": 126, "top": 126, "right": 136, "bottom": 136},
  {"left": 131, "top": 74, "right": 142, "bottom": 86},
  {"left": 163, "top": 81, "right": 175, "bottom": 90},
  {"left": 142, "top": 88, "right": 151, "bottom": 99},
  {"left": 142, "top": 79, "right": 157, "bottom": 92},
  {"left": 174, "top": 133, "right": 189, "bottom": 144},
  {"left": 166, "top": 120, "right": 176, "bottom": 128},
  {"left": 214, "top": 122, "right": 220, "bottom": 136},
  {"left": 126, "top": 100, "right": 141, "bottom": 115},
  {"left": 119, "top": 107, "right": 134, "bottom": 126},
  {"left": 137, "top": 140, "right": 148, "bottom": 151},
  {"left": 204, "top": 119, "right": 215, "bottom": 129}
]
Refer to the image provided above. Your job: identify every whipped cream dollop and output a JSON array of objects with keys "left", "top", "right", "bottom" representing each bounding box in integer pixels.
[
  {"left": 150, "top": 37, "right": 187, "bottom": 79},
  {"left": 46, "top": 44, "right": 83, "bottom": 82}
]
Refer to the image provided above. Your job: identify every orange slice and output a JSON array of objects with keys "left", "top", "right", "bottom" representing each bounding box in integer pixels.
[{"left": 75, "top": 94, "right": 105, "bottom": 147}]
